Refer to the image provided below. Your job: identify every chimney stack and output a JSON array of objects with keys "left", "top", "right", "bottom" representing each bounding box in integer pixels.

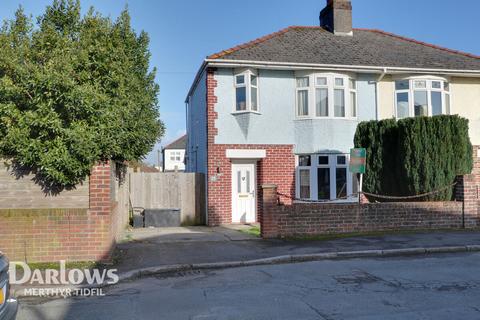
[{"left": 320, "top": 0, "right": 353, "bottom": 36}]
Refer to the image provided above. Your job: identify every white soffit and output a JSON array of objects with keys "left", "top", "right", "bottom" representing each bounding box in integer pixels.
[{"left": 226, "top": 149, "right": 266, "bottom": 159}]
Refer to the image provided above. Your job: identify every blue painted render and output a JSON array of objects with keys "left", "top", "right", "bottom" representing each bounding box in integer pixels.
[
  {"left": 214, "top": 69, "right": 295, "bottom": 145},
  {"left": 186, "top": 70, "right": 207, "bottom": 173},
  {"left": 294, "top": 118, "right": 358, "bottom": 154}
]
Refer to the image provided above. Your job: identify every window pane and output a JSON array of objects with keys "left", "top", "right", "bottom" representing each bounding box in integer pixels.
[
  {"left": 318, "top": 156, "right": 329, "bottom": 165},
  {"left": 246, "top": 170, "right": 250, "bottom": 193},
  {"left": 336, "top": 168, "right": 347, "bottom": 199},
  {"left": 236, "top": 87, "right": 247, "bottom": 111},
  {"left": 317, "top": 168, "right": 330, "bottom": 200},
  {"left": 414, "top": 80, "right": 427, "bottom": 89},
  {"left": 350, "top": 91, "right": 356, "bottom": 117},
  {"left": 445, "top": 94, "right": 450, "bottom": 114},
  {"left": 349, "top": 79, "right": 356, "bottom": 89},
  {"left": 236, "top": 75, "right": 245, "bottom": 85},
  {"left": 432, "top": 81, "right": 442, "bottom": 89},
  {"left": 316, "top": 77, "right": 327, "bottom": 86},
  {"left": 352, "top": 173, "right": 358, "bottom": 195},
  {"left": 334, "top": 89, "right": 345, "bottom": 117},
  {"left": 299, "top": 169, "right": 310, "bottom": 199},
  {"left": 335, "top": 78, "right": 344, "bottom": 86},
  {"left": 299, "top": 155, "right": 311, "bottom": 166},
  {"left": 315, "top": 88, "right": 328, "bottom": 117},
  {"left": 337, "top": 155, "right": 346, "bottom": 165},
  {"left": 414, "top": 91, "right": 428, "bottom": 116},
  {"left": 395, "top": 80, "right": 410, "bottom": 90},
  {"left": 296, "top": 77, "right": 309, "bottom": 88},
  {"left": 396, "top": 92, "right": 409, "bottom": 118},
  {"left": 251, "top": 87, "right": 258, "bottom": 111},
  {"left": 250, "top": 74, "right": 257, "bottom": 86},
  {"left": 444, "top": 82, "right": 450, "bottom": 91},
  {"left": 297, "top": 90, "right": 309, "bottom": 116},
  {"left": 431, "top": 91, "right": 442, "bottom": 116}
]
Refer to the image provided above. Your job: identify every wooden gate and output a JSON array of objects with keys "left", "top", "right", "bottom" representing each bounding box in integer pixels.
[{"left": 129, "top": 172, "right": 206, "bottom": 225}]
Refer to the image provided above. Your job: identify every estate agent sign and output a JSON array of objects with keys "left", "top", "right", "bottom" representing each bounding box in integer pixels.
[{"left": 349, "top": 148, "right": 366, "bottom": 174}]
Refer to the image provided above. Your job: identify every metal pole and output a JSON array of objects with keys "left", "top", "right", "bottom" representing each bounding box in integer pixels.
[{"left": 358, "top": 173, "right": 363, "bottom": 205}]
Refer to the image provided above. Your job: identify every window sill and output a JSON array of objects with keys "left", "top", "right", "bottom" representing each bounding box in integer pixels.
[
  {"left": 293, "top": 197, "right": 359, "bottom": 204},
  {"left": 231, "top": 110, "right": 261, "bottom": 115}
]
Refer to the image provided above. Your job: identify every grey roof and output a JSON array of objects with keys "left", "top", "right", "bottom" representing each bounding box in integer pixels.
[
  {"left": 164, "top": 135, "right": 186, "bottom": 150},
  {"left": 208, "top": 27, "right": 480, "bottom": 71}
]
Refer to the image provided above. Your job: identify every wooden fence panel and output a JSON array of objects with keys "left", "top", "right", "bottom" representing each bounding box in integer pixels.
[{"left": 129, "top": 172, "right": 206, "bottom": 225}]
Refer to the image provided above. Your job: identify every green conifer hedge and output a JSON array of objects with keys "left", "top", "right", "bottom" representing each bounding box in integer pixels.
[{"left": 354, "top": 115, "right": 472, "bottom": 201}]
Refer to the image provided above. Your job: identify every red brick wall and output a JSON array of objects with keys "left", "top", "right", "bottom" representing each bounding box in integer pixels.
[
  {"left": 206, "top": 68, "right": 295, "bottom": 225},
  {"left": 207, "top": 144, "right": 295, "bottom": 225},
  {"left": 0, "top": 162, "right": 119, "bottom": 262},
  {"left": 260, "top": 185, "right": 472, "bottom": 238}
]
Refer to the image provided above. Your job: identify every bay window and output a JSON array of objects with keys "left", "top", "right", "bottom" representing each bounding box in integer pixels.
[
  {"left": 395, "top": 77, "right": 451, "bottom": 119},
  {"left": 234, "top": 70, "right": 259, "bottom": 113},
  {"left": 296, "top": 73, "right": 357, "bottom": 119},
  {"left": 295, "top": 154, "right": 356, "bottom": 202}
]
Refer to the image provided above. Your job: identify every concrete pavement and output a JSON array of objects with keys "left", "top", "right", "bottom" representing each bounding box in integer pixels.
[
  {"left": 114, "top": 229, "right": 480, "bottom": 273},
  {"left": 17, "top": 252, "right": 480, "bottom": 319}
]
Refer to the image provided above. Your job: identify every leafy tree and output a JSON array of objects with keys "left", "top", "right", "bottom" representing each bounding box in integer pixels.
[{"left": 0, "top": 0, "right": 164, "bottom": 188}]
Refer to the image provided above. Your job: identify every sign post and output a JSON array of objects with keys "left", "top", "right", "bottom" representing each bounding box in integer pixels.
[{"left": 349, "top": 148, "right": 366, "bottom": 203}]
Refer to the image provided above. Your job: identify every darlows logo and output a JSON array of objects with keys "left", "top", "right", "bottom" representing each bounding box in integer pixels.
[{"left": 9, "top": 261, "right": 119, "bottom": 286}]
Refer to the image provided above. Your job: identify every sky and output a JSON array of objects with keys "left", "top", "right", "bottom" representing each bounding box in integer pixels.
[{"left": 1, "top": 0, "right": 479, "bottom": 165}]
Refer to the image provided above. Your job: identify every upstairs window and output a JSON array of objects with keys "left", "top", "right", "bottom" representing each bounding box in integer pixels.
[
  {"left": 234, "top": 70, "right": 259, "bottom": 113},
  {"left": 296, "top": 73, "right": 357, "bottom": 119},
  {"left": 296, "top": 77, "right": 310, "bottom": 116},
  {"left": 395, "top": 78, "right": 451, "bottom": 119}
]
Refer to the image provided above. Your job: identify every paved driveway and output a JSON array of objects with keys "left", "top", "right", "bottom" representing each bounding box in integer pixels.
[
  {"left": 121, "top": 225, "right": 259, "bottom": 243},
  {"left": 17, "top": 252, "right": 480, "bottom": 319}
]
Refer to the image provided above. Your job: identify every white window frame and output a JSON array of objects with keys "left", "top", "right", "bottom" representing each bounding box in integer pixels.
[
  {"left": 394, "top": 76, "right": 451, "bottom": 119},
  {"left": 295, "top": 154, "right": 356, "bottom": 203},
  {"left": 295, "top": 72, "right": 357, "bottom": 120},
  {"left": 296, "top": 76, "right": 310, "bottom": 118},
  {"left": 233, "top": 69, "right": 260, "bottom": 114},
  {"left": 295, "top": 155, "right": 312, "bottom": 200}
]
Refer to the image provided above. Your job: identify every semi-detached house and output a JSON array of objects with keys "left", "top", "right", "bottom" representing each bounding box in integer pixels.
[{"left": 185, "top": 0, "right": 480, "bottom": 226}]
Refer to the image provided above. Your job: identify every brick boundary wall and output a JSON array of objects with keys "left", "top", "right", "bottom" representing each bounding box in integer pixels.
[
  {"left": 0, "top": 162, "right": 119, "bottom": 262},
  {"left": 260, "top": 146, "right": 480, "bottom": 238},
  {"left": 206, "top": 68, "right": 296, "bottom": 226},
  {"left": 261, "top": 184, "right": 476, "bottom": 238}
]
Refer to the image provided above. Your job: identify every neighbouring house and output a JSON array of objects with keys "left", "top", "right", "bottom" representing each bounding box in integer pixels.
[
  {"left": 185, "top": 0, "right": 480, "bottom": 226},
  {"left": 163, "top": 135, "right": 187, "bottom": 172}
]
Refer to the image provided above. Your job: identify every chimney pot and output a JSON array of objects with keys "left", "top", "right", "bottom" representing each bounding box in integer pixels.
[{"left": 320, "top": 0, "right": 353, "bottom": 36}]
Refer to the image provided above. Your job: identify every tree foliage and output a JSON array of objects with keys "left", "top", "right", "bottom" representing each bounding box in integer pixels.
[
  {"left": 354, "top": 115, "right": 472, "bottom": 201},
  {"left": 0, "top": 0, "right": 164, "bottom": 188}
]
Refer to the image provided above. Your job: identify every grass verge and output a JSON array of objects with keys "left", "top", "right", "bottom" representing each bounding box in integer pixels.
[{"left": 238, "top": 225, "right": 261, "bottom": 237}]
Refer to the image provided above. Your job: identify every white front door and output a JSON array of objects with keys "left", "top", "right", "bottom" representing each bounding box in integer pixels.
[{"left": 232, "top": 163, "right": 256, "bottom": 223}]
